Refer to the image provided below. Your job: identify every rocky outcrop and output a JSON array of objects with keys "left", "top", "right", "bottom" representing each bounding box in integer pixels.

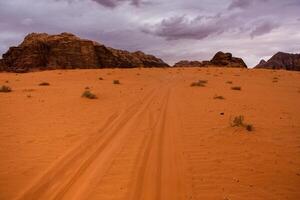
[
  {"left": 255, "top": 59, "right": 267, "bottom": 68},
  {"left": 254, "top": 52, "right": 300, "bottom": 71},
  {"left": 172, "top": 51, "right": 247, "bottom": 68},
  {"left": 0, "top": 32, "right": 169, "bottom": 72},
  {"left": 210, "top": 51, "right": 247, "bottom": 68},
  {"left": 173, "top": 60, "right": 203, "bottom": 67}
]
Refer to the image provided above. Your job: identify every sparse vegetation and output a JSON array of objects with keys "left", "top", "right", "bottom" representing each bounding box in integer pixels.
[
  {"left": 0, "top": 85, "right": 12, "bottom": 93},
  {"left": 113, "top": 80, "right": 120, "bottom": 84},
  {"left": 214, "top": 95, "right": 225, "bottom": 100},
  {"left": 190, "top": 80, "right": 207, "bottom": 87},
  {"left": 273, "top": 77, "right": 279, "bottom": 83},
  {"left": 226, "top": 81, "right": 233, "bottom": 84},
  {"left": 39, "top": 82, "right": 50, "bottom": 86},
  {"left": 82, "top": 90, "right": 97, "bottom": 99},
  {"left": 231, "top": 86, "right": 241, "bottom": 91},
  {"left": 99, "top": 77, "right": 103, "bottom": 80},
  {"left": 230, "top": 115, "right": 253, "bottom": 132}
]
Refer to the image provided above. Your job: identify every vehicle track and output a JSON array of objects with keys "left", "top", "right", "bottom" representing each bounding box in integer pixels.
[{"left": 15, "top": 88, "right": 157, "bottom": 200}]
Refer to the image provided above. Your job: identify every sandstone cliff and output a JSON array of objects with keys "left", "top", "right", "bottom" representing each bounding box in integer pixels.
[
  {"left": 173, "top": 60, "right": 203, "bottom": 67},
  {"left": 0, "top": 33, "right": 169, "bottom": 72},
  {"left": 255, "top": 52, "right": 300, "bottom": 71},
  {"left": 173, "top": 51, "right": 247, "bottom": 68},
  {"left": 210, "top": 51, "right": 247, "bottom": 68}
]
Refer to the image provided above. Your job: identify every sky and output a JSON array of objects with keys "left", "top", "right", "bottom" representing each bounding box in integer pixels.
[{"left": 0, "top": 0, "right": 300, "bottom": 67}]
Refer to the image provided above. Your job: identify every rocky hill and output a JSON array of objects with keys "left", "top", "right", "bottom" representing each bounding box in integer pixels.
[
  {"left": 173, "top": 60, "right": 203, "bottom": 67},
  {"left": 0, "top": 32, "right": 169, "bottom": 72},
  {"left": 173, "top": 51, "right": 247, "bottom": 68},
  {"left": 210, "top": 51, "right": 247, "bottom": 68},
  {"left": 255, "top": 52, "right": 300, "bottom": 71}
]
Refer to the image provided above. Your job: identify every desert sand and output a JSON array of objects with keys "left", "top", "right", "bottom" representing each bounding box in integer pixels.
[{"left": 0, "top": 67, "right": 300, "bottom": 200}]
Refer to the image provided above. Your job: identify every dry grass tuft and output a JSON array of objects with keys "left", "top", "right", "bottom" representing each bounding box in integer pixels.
[
  {"left": 0, "top": 85, "right": 12, "bottom": 93},
  {"left": 214, "top": 95, "right": 225, "bottom": 100},
  {"left": 39, "top": 82, "right": 50, "bottom": 86},
  {"left": 82, "top": 90, "right": 97, "bottom": 99},
  {"left": 113, "top": 80, "right": 120, "bottom": 84},
  {"left": 230, "top": 115, "right": 253, "bottom": 132},
  {"left": 190, "top": 80, "right": 207, "bottom": 87},
  {"left": 231, "top": 86, "right": 241, "bottom": 91}
]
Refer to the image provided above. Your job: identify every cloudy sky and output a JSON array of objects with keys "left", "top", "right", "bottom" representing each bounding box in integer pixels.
[{"left": 0, "top": 0, "right": 300, "bottom": 67}]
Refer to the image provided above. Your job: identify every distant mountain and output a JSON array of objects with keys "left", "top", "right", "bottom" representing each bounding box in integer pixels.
[
  {"left": 0, "top": 32, "right": 169, "bottom": 72},
  {"left": 255, "top": 52, "right": 300, "bottom": 71},
  {"left": 173, "top": 51, "right": 247, "bottom": 68}
]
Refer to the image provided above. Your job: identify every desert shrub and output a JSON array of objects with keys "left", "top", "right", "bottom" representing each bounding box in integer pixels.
[
  {"left": 246, "top": 124, "right": 253, "bottom": 131},
  {"left": 190, "top": 80, "right": 207, "bottom": 87},
  {"left": 99, "top": 77, "right": 103, "bottom": 80},
  {"left": 231, "top": 115, "right": 244, "bottom": 127},
  {"left": 231, "top": 86, "right": 241, "bottom": 91},
  {"left": 214, "top": 95, "right": 225, "bottom": 100},
  {"left": 272, "top": 77, "right": 279, "bottom": 83},
  {"left": 113, "top": 80, "right": 120, "bottom": 84},
  {"left": 39, "top": 82, "right": 50, "bottom": 86},
  {"left": 230, "top": 115, "right": 253, "bottom": 132},
  {"left": 226, "top": 81, "right": 233, "bottom": 84},
  {"left": 0, "top": 85, "right": 12, "bottom": 93},
  {"left": 82, "top": 90, "right": 97, "bottom": 99}
]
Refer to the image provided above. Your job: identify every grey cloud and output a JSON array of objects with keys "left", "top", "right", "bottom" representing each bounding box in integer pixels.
[
  {"left": 142, "top": 15, "right": 228, "bottom": 40},
  {"left": 228, "top": 0, "right": 252, "bottom": 10},
  {"left": 228, "top": 0, "right": 268, "bottom": 10},
  {"left": 92, "top": 0, "right": 141, "bottom": 7},
  {"left": 250, "top": 20, "right": 279, "bottom": 38}
]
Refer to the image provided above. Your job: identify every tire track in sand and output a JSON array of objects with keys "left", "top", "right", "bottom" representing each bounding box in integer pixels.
[
  {"left": 126, "top": 84, "right": 187, "bottom": 200},
  {"left": 15, "top": 88, "right": 157, "bottom": 200}
]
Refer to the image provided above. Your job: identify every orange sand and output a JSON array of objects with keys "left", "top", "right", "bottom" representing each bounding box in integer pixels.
[{"left": 0, "top": 67, "right": 300, "bottom": 200}]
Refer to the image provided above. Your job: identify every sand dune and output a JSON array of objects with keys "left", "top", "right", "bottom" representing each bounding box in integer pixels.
[{"left": 0, "top": 67, "right": 300, "bottom": 200}]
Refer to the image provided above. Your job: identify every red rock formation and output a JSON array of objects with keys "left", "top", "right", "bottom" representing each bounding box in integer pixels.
[
  {"left": 0, "top": 33, "right": 169, "bottom": 72},
  {"left": 210, "top": 51, "right": 247, "bottom": 68},
  {"left": 173, "top": 52, "right": 247, "bottom": 68},
  {"left": 173, "top": 60, "right": 203, "bottom": 67},
  {"left": 255, "top": 52, "right": 300, "bottom": 71}
]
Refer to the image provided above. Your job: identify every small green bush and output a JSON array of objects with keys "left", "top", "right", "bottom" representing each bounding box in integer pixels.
[
  {"left": 0, "top": 85, "right": 12, "bottom": 93},
  {"left": 82, "top": 90, "right": 97, "bottom": 99}
]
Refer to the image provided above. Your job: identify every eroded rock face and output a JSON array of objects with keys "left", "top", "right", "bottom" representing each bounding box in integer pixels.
[
  {"left": 173, "top": 60, "right": 203, "bottom": 67},
  {"left": 210, "top": 51, "right": 247, "bottom": 68},
  {"left": 255, "top": 59, "right": 267, "bottom": 68},
  {"left": 0, "top": 32, "right": 169, "bottom": 72},
  {"left": 172, "top": 51, "right": 247, "bottom": 68},
  {"left": 255, "top": 52, "right": 300, "bottom": 71}
]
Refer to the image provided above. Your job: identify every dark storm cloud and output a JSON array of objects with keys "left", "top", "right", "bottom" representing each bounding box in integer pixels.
[
  {"left": 228, "top": 0, "right": 252, "bottom": 10},
  {"left": 92, "top": 0, "right": 141, "bottom": 7},
  {"left": 142, "top": 15, "right": 224, "bottom": 40},
  {"left": 250, "top": 20, "right": 279, "bottom": 38}
]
